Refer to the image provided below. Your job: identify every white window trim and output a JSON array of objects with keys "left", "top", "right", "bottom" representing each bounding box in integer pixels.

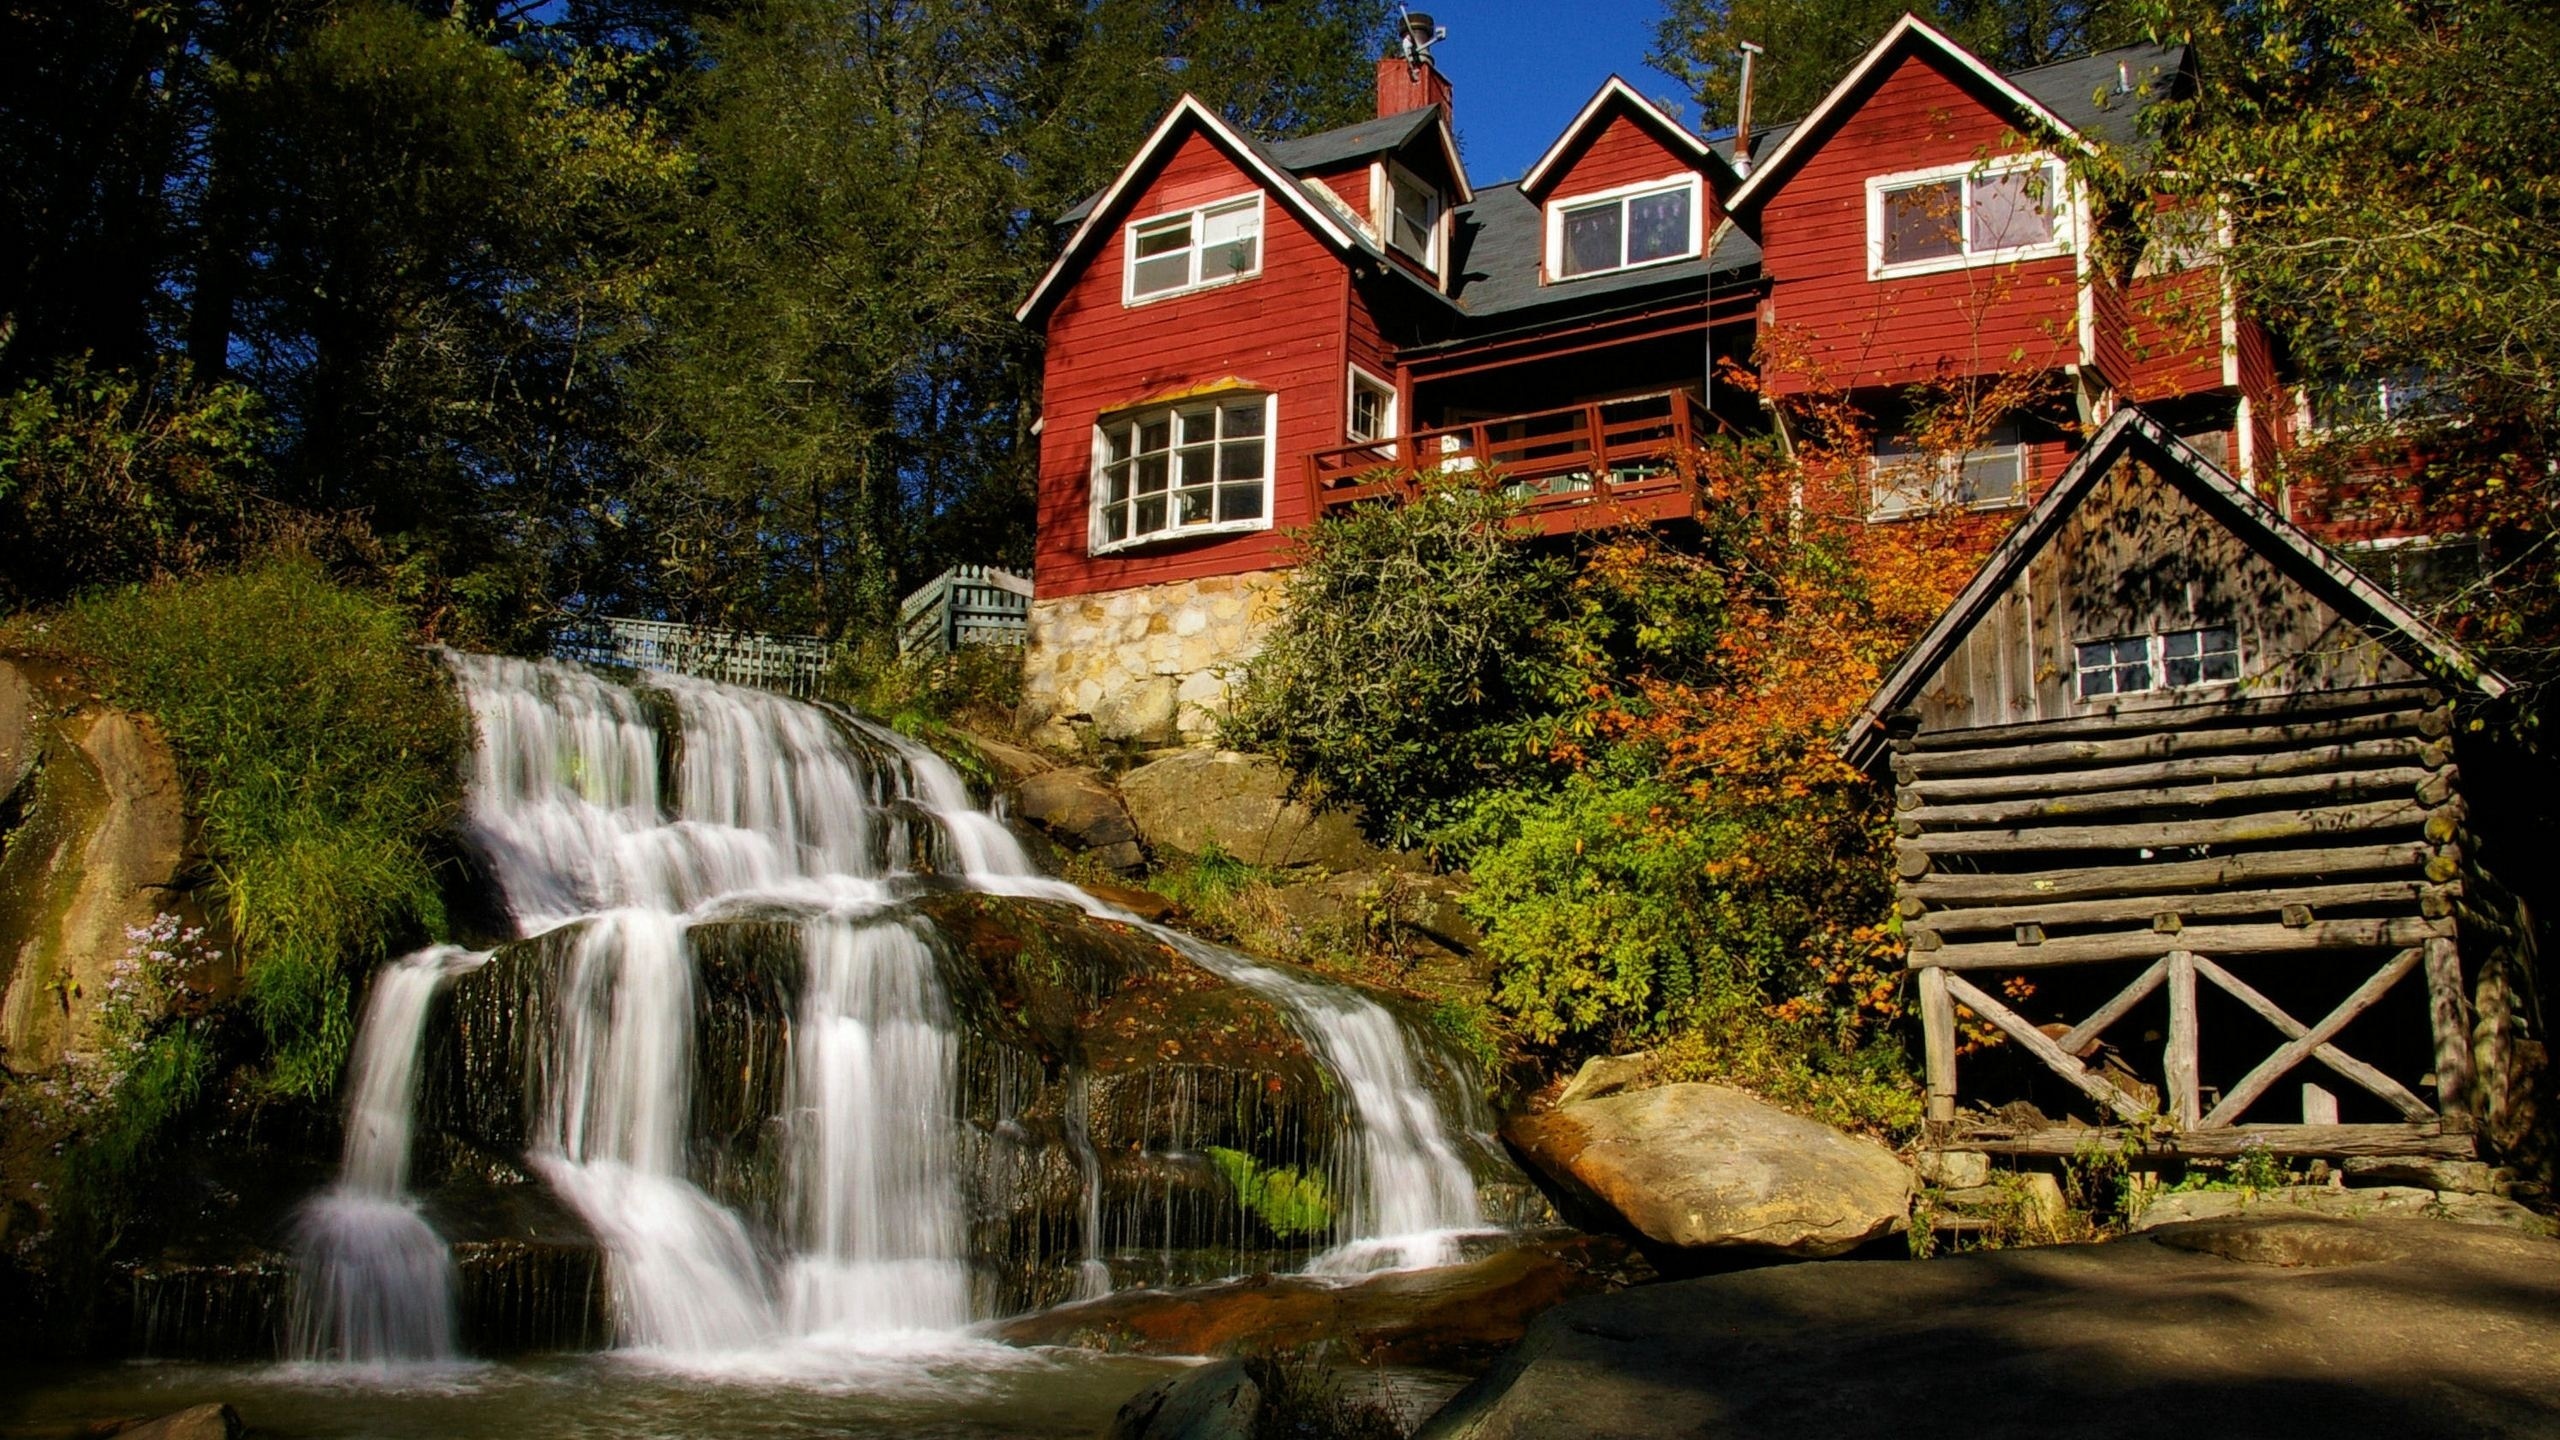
[
  {"left": 1346, "top": 364, "right": 1399, "bottom": 454},
  {"left": 1864, "top": 154, "right": 2074, "bottom": 282},
  {"left": 1088, "top": 392, "right": 1278, "bottom": 555},
  {"left": 1383, "top": 160, "right": 1442, "bottom": 273},
  {"left": 1121, "top": 191, "right": 1265, "bottom": 307},
  {"left": 1865, "top": 440, "right": 2032, "bottom": 521},
  {"left": 1543, "top": 174, "right": 1704, "bottom": 282}
]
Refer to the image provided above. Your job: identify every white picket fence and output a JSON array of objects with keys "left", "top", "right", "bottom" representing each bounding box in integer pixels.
[{"left": 554, "top": 616, "right": 834, "bottom": 698}]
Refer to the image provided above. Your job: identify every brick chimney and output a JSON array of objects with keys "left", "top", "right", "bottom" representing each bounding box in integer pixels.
[{"left": 1377, "top": 54, "right": 1453, "bottom": 123}]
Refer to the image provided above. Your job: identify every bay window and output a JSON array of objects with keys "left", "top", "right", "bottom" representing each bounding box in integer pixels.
[{"left": 1093, "top": 394, "right": 1273, "bottom": 550}]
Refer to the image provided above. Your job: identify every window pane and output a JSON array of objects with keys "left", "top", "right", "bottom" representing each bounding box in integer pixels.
[
  {"left": 1957, "top": 448, "right": 2020, "bottom": 505},
  {"left": 1178, "top": 446, "right": 1215, "bottom": 488},
  {"left": 1178, "top": 488, "right": 1212, "bottom": 524},
  {"left": 1884, "top": 180, "right": 1962, "bottom": 264},
  {"left": 2201, "top": 648, "right": 2239, "bottom": 682},
  {"left": 1178, "top": 407, "right": 1217, "bottom": 445},
  {"left": 1131, "top": 252, "right": 1190, "bottom": 295},
  {"left": 2163, "top": 630, "right": 2199, "bottom": 660},
  {"left": 1392, "top": 176, "right": 1435, "bottom": 258},
  {"left": 1220, "top": 400, "right": 1265, "bottom": 437},
  {"left": 1870, "top": 447, "right": 1935, "bottom": 515},
  {"left": 1104, "top": 461, "right": 1131, "bottom": 505},
  {"left": 1626, "top": 188, "right": 1691, "bottom": 264},
  {"left": 1561, "top": 203, "right": 1621, "bottom": 276},
  {"left": 1198, "top": 202, "right": 1259, "bottom": 282},
  {"left": 1138, "top": 417, "right": 1172, "bottom": 452},
  {"left": 1218, "top": 483, "right": 1263, "bottom": 522},
  {"left": 1350, "top": 387, "right": 1382, "bottom": 442},
  {"left": 1220, "top": 439, "right": 1265, "bottom": 482},
  {"left": 1132, "top": 220, "right": 1191, "bottom": 257},
  {"left": 1134, "top": 495, "right": 1166, "bottom": 534},
  {"left": 2165, "top": 653, "right": 2201, "bottom": 688},
  {"left": 1970, "top": 168, "right": 2056, "bottom": 251},
  {"left": 1104, "top": 506, "right": 1128, "bottom": 542},
  {"left": 1104, "top": 427, "right": 1132, "bottom": 464},
  {"left": 1135, "top": 454, "right": 1168, "bottom": 494}
]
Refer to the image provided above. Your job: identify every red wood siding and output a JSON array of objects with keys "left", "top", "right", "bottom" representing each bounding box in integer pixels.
[
  {"left": 1034, "top": 130, "right": 1353, "bottom": 600},
  {"left": 1311, "top": 165, "right": 1372, "bottom": 229},
  {"left": 2122, "top": 267, "right": 2228, "bottom": 401},
  {"left": 1756, "top": 50, "right": 2078, "bottom": 395}
]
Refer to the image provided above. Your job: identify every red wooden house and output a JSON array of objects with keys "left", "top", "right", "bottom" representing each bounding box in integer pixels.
[{"left": 1010, "top": 15, "right": 2304, "bottom": 748}]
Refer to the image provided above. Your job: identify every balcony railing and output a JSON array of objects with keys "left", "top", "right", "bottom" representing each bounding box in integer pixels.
[{"left": 1306, "top": 390, "right": 1715, "bottom": 533}]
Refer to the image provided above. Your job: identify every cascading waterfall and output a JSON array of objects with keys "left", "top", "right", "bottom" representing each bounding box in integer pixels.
[
  {"left": 327, "top": 651, "right": 1489, "bottom": 1363},
  {"left": 291, "top": 944, "right": 486, "bottom": 1363}
]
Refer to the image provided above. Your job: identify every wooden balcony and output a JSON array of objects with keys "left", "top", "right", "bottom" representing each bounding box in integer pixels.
[{"left": 1307, "top": 390, "right": 1715, "bottom": 536}]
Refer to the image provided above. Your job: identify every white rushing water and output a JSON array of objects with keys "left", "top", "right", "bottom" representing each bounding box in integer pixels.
[
  {"left": 292, "top": 944, "right": 486, "bottom": 1364},
  {"left": 322, "top": 652, "right": 1487, "bottom": 1365}
]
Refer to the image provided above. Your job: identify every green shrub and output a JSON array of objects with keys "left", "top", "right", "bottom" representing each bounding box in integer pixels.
[
  {"left": 1224, "top": 479, "right": 1574, "bottom": 847},
  {"left": 58, "top": 557, "right": 466, "bottom": 1100},
  {"left": 1207, "top": 1146, "right": 1335, "bottom": 1238}
]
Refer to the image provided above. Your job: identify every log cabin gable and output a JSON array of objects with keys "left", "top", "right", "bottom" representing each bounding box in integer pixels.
[{"left": 1842, "top": 407, "right": 2507, "bottom": 770}]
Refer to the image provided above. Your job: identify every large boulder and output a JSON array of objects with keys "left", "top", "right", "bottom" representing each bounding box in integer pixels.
[
  {"left": 1504, "top": 1083, "right": 1912, "bottom": 1260},
  {"left": 1013, "top": 766, "right": 1145, "bottom": 872},
  {"left": 0, "top": 660, "right": 193, "bottom": 1069},
  {"left": 1107, "top": 1360, "right": 1259, "bottom": 1440},
  {"left": 1420, "top": 1217, "right": 2560, "bottom": 1440},
  {"left": 1116, "top": 750, "right": 1380, "bottom": 871},
  {"left": 111, "top": 1404, "right": 244, "bottom": 1440}
]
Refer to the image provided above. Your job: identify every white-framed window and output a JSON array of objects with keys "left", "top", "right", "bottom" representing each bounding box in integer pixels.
[
  {"left": 1868, "top": 425, "right": 2029, "bottom": 519},
  {"left": 1091, "top": 393, "right": 1274, "bottom": 551},
  {"left": 1386, "top": 163, "right": 1440, "bottom": 269},
  {"left": 2075, "top": 625, "right": 2239, "bottom": 700},
  {"left": 1865, "top": 156, "right": 2072, "bottom": 280},
  {"left": 1124, "top": 193, "right": 1263, "bottom": 304},
  {"left": 2303, "top": 370, "right": 2457, "bottom": 434},
  {"left": 1347, "top": 366, "right": 1398, "bottom": 446},
  {"left": 1545, "top": 176, "right": 1701, "bottom": 280}
]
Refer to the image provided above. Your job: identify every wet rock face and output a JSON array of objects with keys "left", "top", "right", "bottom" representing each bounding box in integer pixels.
[
  {"left": 1504, "top": 1084, "right": 1913, "bottom": 1261},
  {"left": 1115, "top": 750, "right": 1380, "bottom": 871}
]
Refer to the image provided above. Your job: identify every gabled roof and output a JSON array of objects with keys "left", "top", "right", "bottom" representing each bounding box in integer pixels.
[
  {"left": 1728, "top": 14, "right": 2176, "bottom": 214},
  {"left": 1268, "top": 104, "right": 1472, "bottom": 203},
  {"left": 1839, "top": 406, "right": 2509, "bottom": 771},
  {"left": 1439, "top": 185, "right": 1760, "bottom": 321},
  {"left": 1017, "top": 95, "right": 1377, "bottom": 325},
  {"left": 1518, "top": 75, "right": 1741, "bottom": 200}
]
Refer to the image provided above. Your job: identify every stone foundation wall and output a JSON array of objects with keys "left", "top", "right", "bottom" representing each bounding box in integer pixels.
[{"left": 1020, "top": 572, "right": 1287, "bottom": 748}]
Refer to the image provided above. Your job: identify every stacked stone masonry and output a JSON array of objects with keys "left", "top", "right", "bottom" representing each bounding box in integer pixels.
[{"left": 1021, "top": 572, "right": 1287, "bottom": 747}]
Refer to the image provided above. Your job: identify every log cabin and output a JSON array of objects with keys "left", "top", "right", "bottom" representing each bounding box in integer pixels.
[
  {"left": 1838, "top": 407, "right": 2526, "bottom": 1164},
  {"left": 1013, "top": 13, "right": 2434, "bottom": 748}
]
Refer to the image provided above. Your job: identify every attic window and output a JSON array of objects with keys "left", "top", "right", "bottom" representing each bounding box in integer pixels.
[
  {"left": 1546, "top": 177, "right": 1700, "bottom": 280},
  {"left": 1125, "top": 194, "right": 1263, "bottom": 304},
  {"left": 2075, "top": 625, "right": 2239, "bottom": 700},
  {"left": 1866, "top": 157, "right": 2070, "bottom": 279},
  {"left": 1387, "top": 163, "right": 1440, "bottom": 268}
]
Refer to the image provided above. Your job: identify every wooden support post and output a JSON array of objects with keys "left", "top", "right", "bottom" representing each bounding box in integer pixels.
[
  {"left": 2422, "top": 936, "right": 2476, "bottom": 1123},
  {"left": 1942, "top": 971, "right": 2153, "bottom": 1124},
  {"left": 1920, "top": 966, "right": 1957, "bottom": 1124},
  {"left": 2165, "top": 951, "right": 2200, "bottom": 1128},
  {"left": 2301, "top": 1083, "right": 2339, "bottom": 1125}
]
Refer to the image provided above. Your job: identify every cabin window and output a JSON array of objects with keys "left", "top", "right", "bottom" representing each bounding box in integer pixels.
[
  {"left": 1866, "top": 158, "right": 2070, "bottom": 279},
  {"left": 1124, "top": 194, "right": 1263, "bottom": 304},
  {"left": 1387, "top": 164, "right": 1440, "bottom": 269},
  {"left": 2075, "top": 625, "right": 2238, "bottom": 700},
  {"left": 1868, "top": 425, "right": 2027, "bottom": 519},
  {"left": 1347, "top": 367, "right": 1398, "bottom": 446},
  {"left": 1092, "top": 393, "right": 1273, "bottom": 550},
  {"left": 2304, "top": 370, "right": 2456, "bottom": 433},
  {"left": 1546, "top": 177, "right": 1701, "bottom": 280}
]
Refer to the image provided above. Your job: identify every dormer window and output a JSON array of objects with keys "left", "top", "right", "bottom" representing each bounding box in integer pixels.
[
  {"left": 1125, "top": 194, "right": 1263, "bottom": 304},
  {"left": 1866, "top": 157, "right": 2071, "bottom": 279},
  {"left": 1387, "top": 164, "right": 1440, "bottom": 268},
  {"left": 1545, "top": 177, "right": 1700, "bottom": 280}
]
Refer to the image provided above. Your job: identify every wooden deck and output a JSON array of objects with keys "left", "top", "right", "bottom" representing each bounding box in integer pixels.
[{"left": 1306, "top": 390, "right": 1712, "bottom": 535}]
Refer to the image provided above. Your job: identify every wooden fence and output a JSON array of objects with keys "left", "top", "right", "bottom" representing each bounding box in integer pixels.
[
  {"left": 898, "top": 565, "right": 1032, "bottom": 656},
  {"left": 554, "top": 617, "right": 833, "bottom": 698}
]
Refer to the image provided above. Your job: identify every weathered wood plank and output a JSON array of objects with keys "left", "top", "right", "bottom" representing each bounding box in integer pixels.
[
  {"left": 1912, "top": 881, "right": 2442, "bottom": 937},
  {"left": 1900, "top": 685, "right": 2440, "bottom": 759},
  {"left": 1911, "top": 916, "right": 2454, "bottom": 971},
  {"left": 1901, "top": 842, "right": 2435, "bottom": 908},
  {"left": 2423, "top": 936, "right": 2476, "bottom": 1122},
  {"left": 2056, "top": 958, "right": 2169, "bottom": 1056},
  {"left": 1901, "top": 736, "right": 2441, "bottom": 803},
  {"left": 2201, "top": 947, "right": 2427, "bottom": 1126},
  {"left": 1941, "top": 971, "right": 2154, "bottom": 1123},
  {"left": 1919, "top": 966, "right": 1957, "bottom": 1124},
  {"left": 1905, "top": 766, "right": 2439, "bottom": 830},
  {"left": 2165, "top": 952, "right": 2200, "bottom": 1128},
  {"left": 2186, "top": 954, "right": 2436, "bottom": 1120},
  {"left": 1951, "top": 1122, "right": 2475, "bottom": 1160},
  {"left": 1896, "top": 798, "right": 2429, "bottom": 856}
]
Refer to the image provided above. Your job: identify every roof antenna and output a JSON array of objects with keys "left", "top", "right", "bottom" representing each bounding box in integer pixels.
[
  {"left": 1398, "top": 7, "right": 1447, "bottom": 69},
  {"left": 1733, "top": 40, "right": 1765, "bottom": 178}
]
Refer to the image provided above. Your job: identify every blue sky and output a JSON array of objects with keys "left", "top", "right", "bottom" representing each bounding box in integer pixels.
[{"left": 1421, "top": 0, "right": 1697, "bottom": 184}]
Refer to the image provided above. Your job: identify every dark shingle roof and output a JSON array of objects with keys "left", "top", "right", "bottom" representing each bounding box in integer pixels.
[
  {"left": 2008, "top": 42, "right": 2187, "bottom": 157},
  {"left": 1266, "top": 105, "right": 1445, "bottom": 171},
  {"left": 1441, "top": 182, "right": 1758, "bottom": 322}
]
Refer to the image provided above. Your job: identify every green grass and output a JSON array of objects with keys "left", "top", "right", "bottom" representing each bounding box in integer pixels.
[{"left": 54, "top": 557, "right": 466, "bottom": 1103}]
